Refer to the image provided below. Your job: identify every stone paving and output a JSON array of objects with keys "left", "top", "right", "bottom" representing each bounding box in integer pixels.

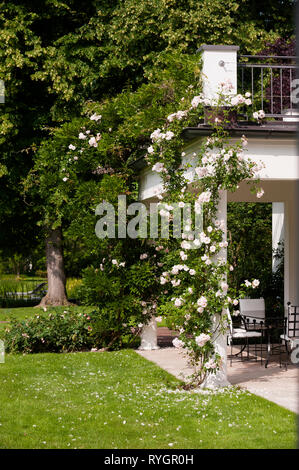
[{"left": 137, "top": 328, "right": 299, "bottom": 414}]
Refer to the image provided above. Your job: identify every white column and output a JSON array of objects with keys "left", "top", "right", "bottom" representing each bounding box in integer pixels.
[
  {"left": 284, "top": 182, "right": 299, "bottom": 308},
  {"left": 272, "top": 202, "right": 284, "bottom": 272},
  {"left": 201, "top": 190, "right": 231, "bottom": 389},
  {"left": 139, "top": 316, "right": 159, "bottom": 350}
]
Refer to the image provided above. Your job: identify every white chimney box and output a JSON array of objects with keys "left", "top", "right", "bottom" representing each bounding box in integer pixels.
[{"left": 199, "top": 45, "right": 239, "bottom": 103}]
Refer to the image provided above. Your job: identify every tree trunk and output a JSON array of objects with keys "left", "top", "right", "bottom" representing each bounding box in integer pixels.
[{"left": 38, "top": 227, "right": 70, "bottom": 307}]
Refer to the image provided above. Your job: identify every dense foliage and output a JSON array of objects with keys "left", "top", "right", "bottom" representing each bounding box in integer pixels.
[
  {"left": 4, "top": 309, "right": 95, "bottom": 353},
  {"left": 0, "top": 1, "right": 294, "bottom": 278},
  {"left": 0, "top": 2, "right": 294, "bottom": 368}
]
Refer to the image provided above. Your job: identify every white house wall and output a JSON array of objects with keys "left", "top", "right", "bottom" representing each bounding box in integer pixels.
[
  {"left": 138, "top": 134, "right": 299, "bottom": 307},
  {"left": 138, "top": 136, "right": 299, "bottom": 202}
]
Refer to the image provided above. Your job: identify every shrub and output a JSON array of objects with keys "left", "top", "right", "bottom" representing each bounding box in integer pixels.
[
  {"left": 3, "top": 305, "right": 144, "bottom": 354},
  {"left": 4, "top": 308, "right": 96, "bottom": 354},
  {"left": 76, "top": 257, "right": 161, "bottom": 349}
]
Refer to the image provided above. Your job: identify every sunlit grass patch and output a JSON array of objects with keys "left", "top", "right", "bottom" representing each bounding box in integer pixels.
[{"left": 0, "top": 350, "right": 296, "bottom": 449}]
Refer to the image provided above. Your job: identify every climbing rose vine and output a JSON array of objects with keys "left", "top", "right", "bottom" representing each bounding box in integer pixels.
[
  {"left": 64, "top": 78, "right": 265, "bottom": 388},
  {"left": 144, "top": 80, "right": 265, "bottom": 387}
]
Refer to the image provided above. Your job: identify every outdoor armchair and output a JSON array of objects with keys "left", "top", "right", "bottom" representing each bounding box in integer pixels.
[
  {"left": 239, "top": 298, "right": 266, "bottom": 331},
  {"left": 227, "top": 309, "right": 262, "bottom": 366}
]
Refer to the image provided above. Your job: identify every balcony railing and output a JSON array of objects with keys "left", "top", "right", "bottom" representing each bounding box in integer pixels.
[{"left": 238, "top": 55, "right": 299, "bottom": 119}]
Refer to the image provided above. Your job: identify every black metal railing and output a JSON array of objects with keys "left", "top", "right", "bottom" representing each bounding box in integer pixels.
[{"left": 238, "top": 55, "right": 299, "bottom": 119}]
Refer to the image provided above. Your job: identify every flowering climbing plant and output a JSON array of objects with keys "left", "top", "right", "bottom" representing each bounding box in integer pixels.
[
  {"left": 144, "top": 79, "right": 265, "bottom": 387},
  {"left": 24, "top": 53, "right": 267, "bottom": 361}
]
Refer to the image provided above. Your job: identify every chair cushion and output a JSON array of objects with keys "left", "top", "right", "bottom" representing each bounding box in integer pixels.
[{"left": 232, "top": 330, "right": 262, "bottom": 339}]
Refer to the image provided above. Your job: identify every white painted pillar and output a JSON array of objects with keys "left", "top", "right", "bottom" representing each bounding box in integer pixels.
[
  {"left": 272, "top": 202, "right": 284, "bottom": 272},
  {"left": 201, "top": 190, "right": 231, "bottom": 389},
  {"left": 284, "top": 182, "right": 299, "bottom": 308},
  {"left": 139, "top": 316, "right": 159, "bottom": 350}
]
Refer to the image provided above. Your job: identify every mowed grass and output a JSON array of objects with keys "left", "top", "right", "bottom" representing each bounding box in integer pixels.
[{"left": 0, "top": 350, "right": 296, "bottom": 449}]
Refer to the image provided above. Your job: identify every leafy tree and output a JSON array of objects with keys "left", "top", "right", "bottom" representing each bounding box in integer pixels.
[
  {"left": 260, "top": 37, "right": 296, "bottom": 113},
  {"left": 0, "top": 0, "right": 295, "bottom": 304}
]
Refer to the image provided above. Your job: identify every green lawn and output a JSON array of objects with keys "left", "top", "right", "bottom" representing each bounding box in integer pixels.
[{"left": 0, "top": 349, "right": 296, "bottom": 449}]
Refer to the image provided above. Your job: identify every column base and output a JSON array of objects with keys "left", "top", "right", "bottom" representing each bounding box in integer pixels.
[
  {"left": 138, "top": 345, "right": 160, "bottom": 351},
  {"left": 139, "top": 316, "right": 159, "bottom": 351}
]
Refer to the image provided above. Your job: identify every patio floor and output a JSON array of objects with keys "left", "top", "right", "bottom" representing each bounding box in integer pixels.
[{"left": 137, "top": 328, "right": 299, "bottom": 414}]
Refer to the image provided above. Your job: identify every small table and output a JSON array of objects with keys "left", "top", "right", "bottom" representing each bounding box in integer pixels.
[{"left": 242, "top": 316, "right": 286, "bottom": 368}]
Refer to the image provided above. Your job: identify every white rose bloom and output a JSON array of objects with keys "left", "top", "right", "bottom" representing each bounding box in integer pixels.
[
  {"left": 221, "top": 281, "right": 229, "bottom": 292},
  {"left": 205, "top": 359, "right": 217, "bottom": 369},
  {"left": 197, "top": 191, "right": 212, "bottom": 203},
  {"left": 258, "top": 110, "right": 265, "bottom": 118},
  {"left": 159, "top": 209, "right": 170, "bottom": 218},
  {"left": 165, "top": 131, "right": 174, "bottom": 141},
  {"left": 172, "top": 338, "right": 184, "bottom": 348},
  {"left": 181, "top": 241, "right": 191, "bottom": 250},
  {"left": 88, "top": 137, "right": 98, "bottom": 147},
  {"left": 191, "top": 95, "right": 203, "bottom": 108},
  {"left": 174, "top": 298, "right": 183, "bottom": 307},
  {"left": 150, "top": 128, "right": 162, "bottom": 142},
  {"left": 195, "top": 167, "right": 208, "bottom": 178},
  {"left": 256, "top": 188, "right": 264, "bottom": 198},
  {"left": 90, "top": 113, "right": 102, "bottom": 121},
  {"left": 167, "top": 113, "right": 177, "bottom": 122},
  {"left": 68, "top": 144, "right": 76, "bottom": 150},
  {"left": 176, "top": 110, "right": 187, "bottom": 120},
  {"left": 195, "top": 333, "right": 210, "bottom": 347},
  {"left": 230, "top": 96, "right": 239, "bottom": 106},
  {"left": 152, "top": 162, "right": 165, "bottom": 173},
  {"left": 180, "top": 251, "right": 188, "bottom": 261},
  {"left": 197, "top": 296, "right": 208, "bottom": 308}
]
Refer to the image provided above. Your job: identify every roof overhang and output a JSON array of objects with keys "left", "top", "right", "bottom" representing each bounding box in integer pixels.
[{"left": 130, "top": 122, "right": 298, "bottom": 171}]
